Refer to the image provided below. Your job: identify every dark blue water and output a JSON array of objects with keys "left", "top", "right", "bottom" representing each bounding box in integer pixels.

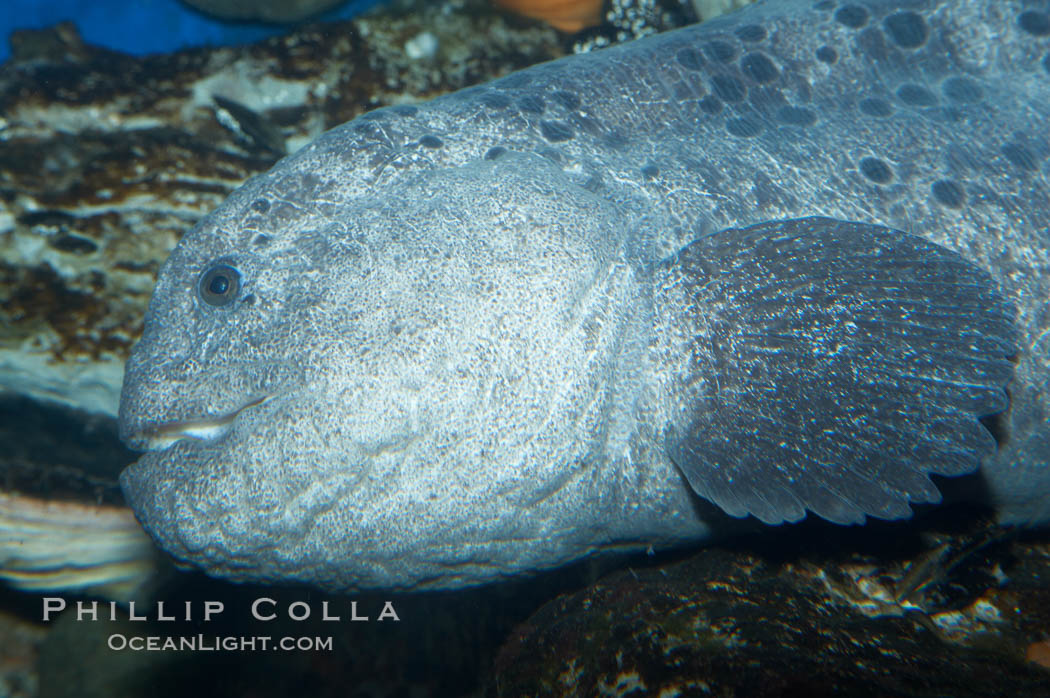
[{"left": 1, "top": 0, "right": 382, "bottom": 63}]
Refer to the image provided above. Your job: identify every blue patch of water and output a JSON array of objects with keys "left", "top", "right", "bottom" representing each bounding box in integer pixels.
[{"left": 1, "top": 0, "right": 383, "bottom": 63}]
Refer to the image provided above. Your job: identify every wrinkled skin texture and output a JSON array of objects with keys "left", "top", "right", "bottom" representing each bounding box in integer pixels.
[
  {"left": 120, "top": 0, "right": 1050, "bottom": 590},
  {"left": 122, "top": 157, "right": 693, "bottom": 588}
]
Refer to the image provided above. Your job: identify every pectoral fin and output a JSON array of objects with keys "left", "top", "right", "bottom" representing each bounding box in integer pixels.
[{"left": 654, "top": 217, "right": 1017, "bottom": 525}]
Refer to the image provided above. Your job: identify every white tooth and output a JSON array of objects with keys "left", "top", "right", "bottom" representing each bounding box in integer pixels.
[
  {"left": 148, "top": 414, "right": 236, "bottom": 451},
  {"left": 180, "top": 421, "right": 233, "bottom": 440},
  {"left": 145, "top": 421, "right": 229, "bottom": 449},
  {"left": 146, "top": 433, "right": 182, "bottom": 451},
  {"left": 143, "top": 396, "right": 269, "bottom": 451}
]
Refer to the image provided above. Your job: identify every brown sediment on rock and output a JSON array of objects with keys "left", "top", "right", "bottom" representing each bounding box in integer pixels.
[
  {"left": 1, "top": 262, "right": 139, "bottom": 360},
  {"left": 1028, "top": 640, "right": 1050, "bottom": 670},
  {"left": 487, "top": 516, "right": 1050, "bottom": 697}
]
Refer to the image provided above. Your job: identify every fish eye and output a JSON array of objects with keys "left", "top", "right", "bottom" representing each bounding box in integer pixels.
[{"left": 198, "top": 264, "right": 241, "bottom": 307}]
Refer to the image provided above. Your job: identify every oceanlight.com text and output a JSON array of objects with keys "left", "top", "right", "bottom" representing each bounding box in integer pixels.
[{"left": 107, "top": 634, "right": 334, "bottom": 652}]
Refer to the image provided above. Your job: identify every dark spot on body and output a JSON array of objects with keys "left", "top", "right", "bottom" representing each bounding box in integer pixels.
[
  {"left": 250, "top": 198, "right": 270, "bottom": 213},
  {"left": 518, "top": 96, "right": 545, "bottom": 115},
  {"left": 299, "top": 173, "right": 320, "bottom": 194},
  {"left": 390, "top": 105, "right": 418, "bottom": 117},
  {"left": 641, "top": 164, "right": 659, "bottom": 180},
  {"left": 795, "top": 78, "right": 813, "bottom": 103},
  {"left": 1043, "top": 53, "right": 1050, "bottom": 74},
  {"left": 835, "top": 5, "right": 869, "bottom": 28},
  {"left": 419, "top": 135, "right": 443, "bottom": 149},
  {"left": 816, "top": 45, "right": 838, "bottom": 63},
  {"left": 931, "top": 179, "right": 965, "bottom": 208},
  {"left": 241, "top": 294, "right": 255, "bottom": 306},
  {"left": 712, "top": 74, "right": 747, "bottom": 102},
  {"left": 539, "top": 120, "right": 574, "bottom": 142},
  {"left": 699, "top": 96, "right": 723, "bottom": 114},
  {"left": 573, "top": 114, "right": 602, "bottom": 135},
  {"left": 537, "top": 148, "right": 561, "bottom": 163},
  {"left": 942, "top": 76, "right": 983, "bottom": 103},
  {"left": 582, "top": 175, "right": 602, "bottom": 192},
  {"left": 749, "top": 86, "right": 786, "bottom": 111},
  {"left": 484, "top": 146, "right": 507, "bottom": 160},
  {"left": 813, "top": 0, "right": 834, "bottom": 11},
  {"left": 859, "top": 157, "right": 893, "bottom": 183},
  {"left": 856, "top": 26, "right": 889, "bottom": 62},
  {"left": 674, "top": 80, "right": 702, "bottom": 101},
  {"left": 1001, "top": 143, "right": 1038, "bottom": 170},
  {"left": 252, "top": 234, "right": 271, "bottom": 246},
  {"left": 1019, "top": 10, "right": 1050, "bottom": 36},
  {"left": 883, "top": 11, "right": 928, "bottom": 48},
  {"left": 726, "top": 117, "right": 763, "bottom": 138},
  {"left": 551, "top": 90, "right": 581, "bottom": 111},
  {"left": 736, "top": 24, "right": 766, "bottom": 42},
  {"left": 741, "top": 53, "right": 778, "bottom": 83},
  {"left": 859, "top": 97, "right": 893, "bottom": 117},
  {"left": 480, "top": 92, "right": 511, "bottom": 110},
  {"left": 897, "top": 84, "right": 938, "bottom": 106},
  {"left": 777, "top": 106, "right": 817, "bottom": 126},
  {"left": 676, "top": 47, "right": 705, "bottom": 71},
  {"left": 706, "top": 40, "right": 738, "bottom": 62},
  {"left": 603, "top": 130, "right": 629, "bottom": 149}
]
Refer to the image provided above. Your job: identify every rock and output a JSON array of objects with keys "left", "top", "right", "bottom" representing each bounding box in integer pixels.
[
  {"left": 0, "top": 592, "right": 47, "bottom": 698},
  {"left": 0, "top": 492, "right": 160, "bottom": 602},
  {"left": 0, "top": 394, "right": 164, "bottom": 602},
  {"left": 37, "top": 609, "right": 190, "bottom": 698},
  {"left": 487, "top": 514, "right": 1050, "bottom": 697}
]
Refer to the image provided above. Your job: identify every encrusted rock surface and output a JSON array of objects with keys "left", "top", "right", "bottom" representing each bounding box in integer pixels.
[
  {"left": 486, "top": 515, "right": 1050, "bottom": 697},
  {"left": 0, "top": 591, "right": 45, "bottom": 698},
  {"left": 0, "top": 0, "right": 564, "bottom": 417}
]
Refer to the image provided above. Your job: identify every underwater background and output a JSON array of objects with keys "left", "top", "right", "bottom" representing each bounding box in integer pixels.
[
  {"left": 0, "top": 0, "right": 383, "bottom": 63},
  {"left": 1, "top": 0, "right": 1050, "bottom": 696}
]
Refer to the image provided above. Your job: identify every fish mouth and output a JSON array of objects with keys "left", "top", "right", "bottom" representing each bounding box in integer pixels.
[{"left": 135, "top": 395, "right": 270, "bottom": 452}]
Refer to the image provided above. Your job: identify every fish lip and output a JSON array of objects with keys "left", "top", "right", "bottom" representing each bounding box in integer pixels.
[{"left": 131, "top": 395, "right": 271, "bottom": 452}]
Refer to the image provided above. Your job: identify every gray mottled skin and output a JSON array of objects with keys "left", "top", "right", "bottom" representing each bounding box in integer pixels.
[{"left": 119, "top": 0, "right": 1050, "bottom": 591}]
